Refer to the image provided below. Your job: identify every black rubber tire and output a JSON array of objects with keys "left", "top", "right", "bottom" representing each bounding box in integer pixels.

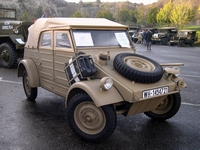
[
  {"left": 23, "top": 71, "right": 37, "bottom": 101},
  {"left": 0, "top": 43, "right": 18, "bottom": 68},
  {"left": 67, "top": 92, "right": 117, "bottom": 142},
  {"left": 179, "top": 40, "right": 185, "bottom": 47},
  {"left": 190, "top": 40, "right": 194, "bottom": 47},
  {"left": 144, "top": 93, "right": 181, "bottom": 121},
  {"left": 113, "top": 53, "right": 164, "bottom": 83},
  {"left": 161, "top": 38, "right": 168, "bottom": 45}
]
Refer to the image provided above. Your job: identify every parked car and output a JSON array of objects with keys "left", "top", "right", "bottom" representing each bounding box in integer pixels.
[
  {"left": 18, "top": 18, "right": 186, "bottom": 142},
  {"left": 170, "top": 30, "right": 198, "bottom": 47},
  {"left": 0, "top": 8, "right": 32, "bottom": 68},
  {"left": 152, "top": 27, "right": 177, "bottom": 45}
]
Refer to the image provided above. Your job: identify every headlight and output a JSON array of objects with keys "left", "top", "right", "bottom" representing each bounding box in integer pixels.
[
  {"left": 13, "top": 29, "right": 19, "bottom": 34},
  {"left": 100, "top": 77, "right": 113, "bottom": 91},
  {"left": 173, "top": 67, "right": 180, "bottom": 77}
]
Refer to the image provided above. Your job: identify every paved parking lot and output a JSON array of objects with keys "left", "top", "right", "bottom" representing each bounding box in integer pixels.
[{"left": 0, "top": 44, "right": 200, "bottom": 150}]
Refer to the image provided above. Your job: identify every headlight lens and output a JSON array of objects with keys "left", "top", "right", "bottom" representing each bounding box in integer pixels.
[
  {"left": 100, "top": 77, "right": 113, "bottom": 91},
  {"left": 13, "top": 29, "right": 19, "bottom": 34},
  {"left": 173, "top": 67, "right": 180, "bottom": 77}
]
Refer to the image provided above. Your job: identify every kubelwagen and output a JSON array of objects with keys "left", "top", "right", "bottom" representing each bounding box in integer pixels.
[
  {"left": 170, "top": 30, "right": 198, "bottom": 47},
  {"left": 152, "top": 27, "right": 177, "bottom": 45},
  {"left": 17, "top": 18, "right": 186, "bottom": 142},
  {"left": 0, "top": 8, "right": 32, "bottom": 68}
]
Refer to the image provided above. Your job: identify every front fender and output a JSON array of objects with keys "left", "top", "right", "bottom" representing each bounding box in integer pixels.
[
  {"left": 65, "top": 80, "right": 124, "bottom": 107},
  {"left": 17, "top": 59, "right": 40, "bottom": 87}
]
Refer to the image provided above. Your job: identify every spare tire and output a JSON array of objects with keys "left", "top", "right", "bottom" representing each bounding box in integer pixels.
[{"left": 113, "top": 53, "right": 163, "bottom": 83}]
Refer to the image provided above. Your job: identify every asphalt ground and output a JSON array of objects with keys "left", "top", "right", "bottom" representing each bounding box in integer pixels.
[{"left": 0, "top": 44, "right": 200, "bottom": 150}]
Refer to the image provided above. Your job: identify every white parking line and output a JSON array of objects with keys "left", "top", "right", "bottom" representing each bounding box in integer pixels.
[
  {"left": 0, "top": 77, "right": 22, "bottom": 84},
  {"left": 182, "top": 74, "right": 200, "bottom": 78},
  {"left": 181, "top": 102, "right": 200, "bottom": 107}
]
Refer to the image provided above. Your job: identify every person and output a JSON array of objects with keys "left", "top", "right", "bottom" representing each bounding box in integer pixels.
[
  {"left": 142, "top": 30, "right": 146, "bottom": 46},
  {"left": 137, "top": 33, "right": 142, "bottom": 44},
  {"left": 145, "top": 30, "right": 153, "bottom": 50}
]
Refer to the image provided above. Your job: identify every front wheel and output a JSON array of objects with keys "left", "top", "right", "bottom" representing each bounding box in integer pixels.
[
  {"left": 23, "top": 71, "right": 37, "bottom": 101},
  {"left": 0, "top": 43, "right": 18, "bottom": 68},
  {"left": 161, "top": 38, "right": 168, "bottom": 45},
  {"left": 144, "top": 93, "right": 181, "bottom": 121},
  {"left": 179, "top": 40, "right": 185, "bottom": 47},
  {"left": 67, "top": 93, "right": 117, "bottom": 142}
]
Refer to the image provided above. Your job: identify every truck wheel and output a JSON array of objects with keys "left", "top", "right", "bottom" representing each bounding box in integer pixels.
[
  {"left": 0, "top": 43, "right": 18, "bottom": 68},
  {"left": 179, "top": 40, "right": 185, "bottom": 47},
  {"left": 67, "top": 93, "right": 117, "bottom": 142},
  {"left": 144, "top": 93, "right": 181, "bottom": 120},
  {"left": 161, "top": 38, "right": 168, "bottom": 45},
  {"left": 113, "top": 53, "right": 163, "bottom": 83},
  {"left": 190, "top": 40, "right": 194, "bottom": 47},
  {"left": 23, "top": 71, "right": 37, "bottom": 101}
]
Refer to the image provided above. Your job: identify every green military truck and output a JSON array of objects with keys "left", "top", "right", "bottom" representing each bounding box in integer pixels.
[
  {"left": 170, "top": 30, "right": 198, "bottom": 47},
  {"left": 152, "top": 27, "right": 177, "bottom": 45},
  {"left": 0, "top": 8, "right": 32, "bottom": 68}
]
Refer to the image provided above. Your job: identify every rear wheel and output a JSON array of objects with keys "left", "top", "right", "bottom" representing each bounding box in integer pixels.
[
  {"left": 23, "top": 71, "right": 37, "bottom": 101},
  {"left": 0, "top": 43, "right": 18, "bottom": 68},
  {"left": 67, "top": 93, "right": 117, "bottom": 142},
  {"left": 161, "top": 38, "right": 168, "bottom": 45},
  {"left": 190, "top": 40, "right": 194, "bottom": 47},
  {"left": 144, "top": 93, "right": 181, "bottom": 120}
]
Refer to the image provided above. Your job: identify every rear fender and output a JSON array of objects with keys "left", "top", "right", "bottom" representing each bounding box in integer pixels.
[
  {"left": 17, "top": 59, "right": 40, "bottom": 87},
  {"left": 65, "top": 80, "right": 124, "bottom": 107}
]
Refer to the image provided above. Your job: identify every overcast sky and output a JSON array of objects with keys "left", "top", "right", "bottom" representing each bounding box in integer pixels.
[{"left": 65, "top": 0, "right": 158, "bottom": 5}]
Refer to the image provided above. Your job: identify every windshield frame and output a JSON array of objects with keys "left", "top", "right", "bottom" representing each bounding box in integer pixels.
[{"left": 72, "top": 29, "right": 131, "bottom": 49}]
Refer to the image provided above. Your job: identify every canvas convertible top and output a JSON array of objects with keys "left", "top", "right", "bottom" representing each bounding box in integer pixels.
[{"left": 25, "top": 18, "right": 128, "bottom": 48}]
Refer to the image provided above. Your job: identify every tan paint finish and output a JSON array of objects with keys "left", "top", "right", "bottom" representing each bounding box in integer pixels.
[
  {"left": 18, "top": 18, "right": 186, "bottom": 115},
  {"left": 66, "top": 80, "right": 124, "bottom": 107},
  {"left": 18, "top": 59, "right": 40, "bottom": 87}
]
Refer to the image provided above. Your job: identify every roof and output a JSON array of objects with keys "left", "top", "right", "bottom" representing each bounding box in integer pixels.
[
  {"left": 159, "top": 27, "right": 177, "bottom": 29},
  {"left": 26, "top": 18, "right": 128, "bottom": 48},
  {"left": 178, "top": 30, "right": 196, "bottom": 32}
]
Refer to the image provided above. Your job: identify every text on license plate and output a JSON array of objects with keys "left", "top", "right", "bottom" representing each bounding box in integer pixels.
[{"left": 142, "top": 86, "right": 169, "bottom": 98}]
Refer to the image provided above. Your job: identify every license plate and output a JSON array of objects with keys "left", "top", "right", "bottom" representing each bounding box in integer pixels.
[{"left": 142, "top": 86, "right": 169, "bottom": 98}]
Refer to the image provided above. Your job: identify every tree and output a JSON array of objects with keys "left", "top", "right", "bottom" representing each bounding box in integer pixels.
[
  {"left": 36, "top": 6, "right": 43, "bottom": 18},
  {"left": 156, "top": 1, "right": 174, "bottom": 25},
  {"left": 129, "top": 10, "right": 137, "bottom": 23},
  {"left": 96, "top": 9, "right": 115, "bottom": 21},
  {"left": 134, "top": 9, "right": 145, "bottom": 24},
  {"left": 117, "top": 8, "right": 130, "bottom": 23},
  {"left": 147, "top": 7, "right": 159, "bottom": 25},
  {"left": 20, "top": 10, "right": 32, "bottom": 21},
  {"left": 170, "top": 2, "right": 195, "bottom": 29},
  {"left": 198, "top": 4, "right": 200, "bottom": 14},
  {"left": 71, "top": 11, "right": 83, "bottom": 17}
]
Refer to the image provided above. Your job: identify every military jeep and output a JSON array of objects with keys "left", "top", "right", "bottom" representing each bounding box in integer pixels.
[
  {"left": 17, "top": 18, "right": 186, "bottom": 142},
  {"left": 152, "top": 27, "right": 177, "bottom": 45},
  {"left": 0, "top": 8, "right": 32, "bottom": 68},
  {"left": 170, "top": 30, "right": 198, "bottom": 47}
]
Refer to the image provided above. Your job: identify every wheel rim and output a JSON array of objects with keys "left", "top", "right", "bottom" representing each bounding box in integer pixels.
[
  {"left": 124, "top": 56, "right": 156, "bottom": 72},
  {"left": 23, "top": 74, "right": 31, "bottom": 96},
  {"left": 151, "top": 95, "right": 174, "bottom": 114},
  {"left": 74, "top": 101, "right": 106, "bottom": 135},
  {"left": 0, "top": 49, "right": 10, "bottom": 64}
]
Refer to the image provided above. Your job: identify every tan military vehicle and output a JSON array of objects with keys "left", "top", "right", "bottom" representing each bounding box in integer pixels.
[{"left": 17, "top": 18, "right": 186, "bottom": 142}]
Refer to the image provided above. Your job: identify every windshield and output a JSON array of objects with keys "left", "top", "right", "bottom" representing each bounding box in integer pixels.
[
  {"left": 177, "top": 31, "right": 187, "bottom": 36},
  {"left": 158, "top": 29, "right": 167, "bottom": 33},
  {"left": 72, "top": 30, "right": 131, "bottom": 48}
]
